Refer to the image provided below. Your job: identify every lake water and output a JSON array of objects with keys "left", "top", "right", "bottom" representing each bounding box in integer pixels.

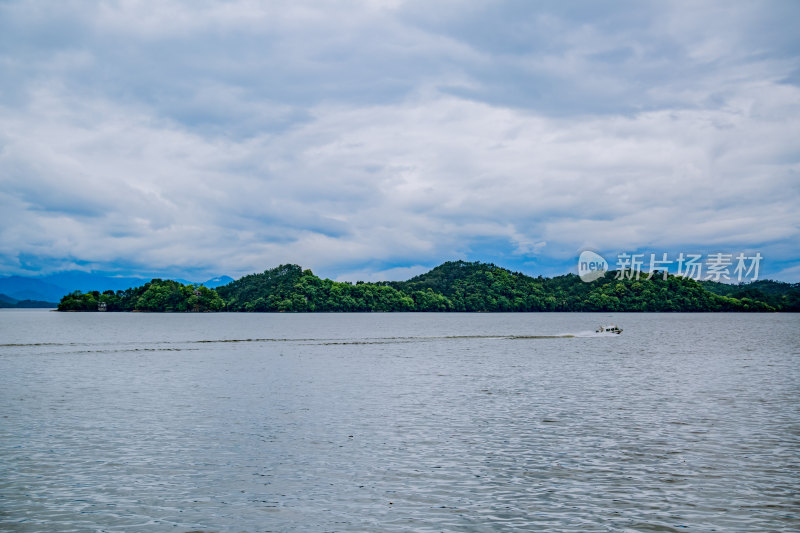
[{"left": 0, "top": 310, "right": 798, "bottom": 532}]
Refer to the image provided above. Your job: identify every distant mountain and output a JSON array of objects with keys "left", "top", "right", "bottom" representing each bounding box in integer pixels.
[
  {"left": 138, "top": 275, "right": 234, "bottom": 287},
  {"left": 0, "top": 272, "right": 236, "bottom": 302},
  {"left": 0, "top": 292, "right": 56, "bottom": 308},
  {"left": 201, "top": 275, "right": 234, "bottom": 288},
  {"left": 0, "top": 293, "right": 18, "bottom": 304},
  {"left": 0, "top": 276, "right": 69, "bottom": 302},
  {"left": 41, "top": 272, "right": 151, "bottom": 294}
]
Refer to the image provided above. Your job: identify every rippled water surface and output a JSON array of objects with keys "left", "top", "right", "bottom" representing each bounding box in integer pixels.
[{"left": 1, "top": 310, "right": 798, "bottom": 532}]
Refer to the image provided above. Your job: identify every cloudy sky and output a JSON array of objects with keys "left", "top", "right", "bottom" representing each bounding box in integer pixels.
[{"left": 1, "top": 0, "right": 798, "bottom": 282}]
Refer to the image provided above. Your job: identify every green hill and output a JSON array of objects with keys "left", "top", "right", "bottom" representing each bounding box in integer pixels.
[
  {"left": 218, "top": 264, "right": 417, "bottom": 312},
  {"left": 57, "top": 260, "right": 795, "bottom": 312},
  {"left": 700, "top": 279, "right": 800, "bottom": 311},
  {"left": 57, "top": 279, "right": 224, "bottom": 312},
  {"left": 385, "top": 260, "right": 773, "bottom": 312},
  {"left": 217, "top": 261, "right": 778, "bottom": 312}
]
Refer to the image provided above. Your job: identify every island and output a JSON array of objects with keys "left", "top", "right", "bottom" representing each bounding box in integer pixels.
[{"left": 56, "top": 261, "right": 800, "bottom": 313}]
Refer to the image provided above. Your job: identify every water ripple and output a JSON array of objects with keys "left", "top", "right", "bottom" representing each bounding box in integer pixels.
[{"left": 0, "top": 311, "right": 797, "bottom": 532}]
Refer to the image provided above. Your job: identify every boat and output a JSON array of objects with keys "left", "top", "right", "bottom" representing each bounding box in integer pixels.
[{"left": 596, "top": 324, "right": 622, "bottom": 334}]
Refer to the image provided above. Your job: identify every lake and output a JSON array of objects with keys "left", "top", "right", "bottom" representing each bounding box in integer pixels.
[{"left": 0, "top": 310, "right": 798, "bottom": 532}]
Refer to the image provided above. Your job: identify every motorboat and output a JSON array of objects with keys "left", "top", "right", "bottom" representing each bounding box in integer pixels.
[{"left": 596, "top": 324, "right": 622, "bottom": 334}]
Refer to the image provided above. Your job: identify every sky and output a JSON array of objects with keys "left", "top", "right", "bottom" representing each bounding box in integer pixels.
[{"left": 1, "top": 0, "right": 798, "bottom": 282}]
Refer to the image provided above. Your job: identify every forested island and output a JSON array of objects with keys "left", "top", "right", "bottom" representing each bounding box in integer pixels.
[
  {"left": 56, "top": 261, "right": 800, "bottom": 312},
  {"left": 58, "top": 279, "right": 225, "bottom": 312}
]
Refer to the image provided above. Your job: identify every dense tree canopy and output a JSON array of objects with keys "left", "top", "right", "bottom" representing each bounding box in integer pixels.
[
  {"left": 700, "top": 279, "right": 800, "bottom": 312},
  {"left": 59, "top": 261, "right": 793, "bottom": 312},
  {"left": 58, "top": 279, "right": 224, "bottom": 312},
  {"left": 384, "top": 261, "right": 775, "bottom": 312}
]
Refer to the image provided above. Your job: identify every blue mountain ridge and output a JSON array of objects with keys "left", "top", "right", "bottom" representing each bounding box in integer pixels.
[
  {"left": 0, "top": 293, "right": 57, "bottom": 308},
  {"left": 0, "top": 273, "right": 235, "bottom": 303},
  {"left": 0, "top": 293, "right": 19, "bottom": 304}
]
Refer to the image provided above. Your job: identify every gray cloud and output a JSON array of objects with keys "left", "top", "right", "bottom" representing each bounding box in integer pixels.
[{"left": 0, "top": 0, "right": 798, "bottom": 280}]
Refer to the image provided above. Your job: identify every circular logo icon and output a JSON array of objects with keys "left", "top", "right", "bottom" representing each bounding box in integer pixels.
[{"left": 578, "top": 250, "right": 608, "bottom": 282}]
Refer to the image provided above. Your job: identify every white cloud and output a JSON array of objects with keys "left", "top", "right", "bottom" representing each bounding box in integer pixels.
[{"left": 0, "top": 0, "right": 798, "bottom": 279}]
